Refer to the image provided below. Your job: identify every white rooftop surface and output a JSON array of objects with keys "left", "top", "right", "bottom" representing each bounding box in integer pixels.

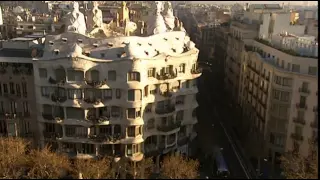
[{"left": 39, "top": 31, "right": 196, "bottom": 61}]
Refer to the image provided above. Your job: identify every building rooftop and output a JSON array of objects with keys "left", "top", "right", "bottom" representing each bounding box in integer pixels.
[{"left": 0, "top": 48, "right": 33, "bottom": 58}]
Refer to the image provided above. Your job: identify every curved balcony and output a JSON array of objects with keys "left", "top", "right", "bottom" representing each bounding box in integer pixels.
[
  {"left": 159, "top": 91, "right": 172, "bottom": 98},
  {"left": 48, "top": 77, "right": 65, "bottom": 85},
  {"left": 42, "top": 113, "right": 54, "bottom": 121},
  {"left": 191, "top": 68, "right": 202, "bottom": 74},
  {"left": 43, "top": 131, "right": 62, "bottom": 140},
  {"left": 88, "top": 133, "right": 122, "bottom": 144},
  {"left": 157, "top": 122, "right": 181, "bottom": 133},
  {"left": 84, "top": 98, "right": 102, "bottom": 105},
  {"left": 85, "top": 79, "right": 107, "bottom": 88},
  {"left": 156, "top": 72, "right": 177, "bottom": 81},
  {"left": 51, "top": 94, "right": 67, "bottom": 103},
  {"left": 155, "top": 105, "right": 175, "bottom": 115}
]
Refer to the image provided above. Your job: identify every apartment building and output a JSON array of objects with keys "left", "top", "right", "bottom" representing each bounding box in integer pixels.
[
  {"left": 239, "top": 37, "right": 318, "bottom": 163},
  {"left": 0, "top": 36, "right": 42, "bottom": 146},
  {"left": 30, "top": 1, "right": 200, "bottom": 177},
  {"left": 223, "top": 4, "right": 318, "bottom": 166}
]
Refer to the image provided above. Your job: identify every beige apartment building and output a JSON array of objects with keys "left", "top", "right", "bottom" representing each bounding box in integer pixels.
[
  {"left": 0, "top": 37, "right": 42, "bottom": 146},
  {"left": 224, "top": 4, "right": 318, "bottom": 165}
]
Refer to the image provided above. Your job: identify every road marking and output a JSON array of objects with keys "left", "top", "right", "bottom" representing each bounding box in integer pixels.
[{"left": 219, "top": 121, "right": 251, "bottom": 179}]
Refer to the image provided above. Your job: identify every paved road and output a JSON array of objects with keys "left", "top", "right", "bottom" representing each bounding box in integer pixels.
[{"left": 195, "top": 70, "right": 249, "bottom": 179}]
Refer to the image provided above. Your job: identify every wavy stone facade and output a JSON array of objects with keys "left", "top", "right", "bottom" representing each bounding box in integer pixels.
[{"left": 33, "top": 31, "right": 201, "bottom": 162}]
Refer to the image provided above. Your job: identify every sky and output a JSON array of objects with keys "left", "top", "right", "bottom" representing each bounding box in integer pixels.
[{"left": 190, "top": 1, "right": 318, "bottom": 6}]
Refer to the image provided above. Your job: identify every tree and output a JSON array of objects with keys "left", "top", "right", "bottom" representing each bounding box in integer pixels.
[
  {"left": 161, "top": 153, "right": 199, "bottom": 179},
  {"left": 26, "top": 145, "right": 71, "bottom": 179},
  {"left": 0, "top": 137, "right": 29, "bottom": 179},
  {"left": 280, "top": 145, "right": 318, "bottom": 179},
  {"left": 72, "top": 157, "right": 114, "bottom": 179},
  {"left": 126, "top": 157, "right": 154, "bottom": 179}
]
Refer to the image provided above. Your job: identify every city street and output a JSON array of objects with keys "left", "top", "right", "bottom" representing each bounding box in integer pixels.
[{"left": 194, "top": 70, "right": 249, "bottom": 179}]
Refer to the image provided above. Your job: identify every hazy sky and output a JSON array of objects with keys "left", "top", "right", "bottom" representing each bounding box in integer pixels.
[{"left": 191, "top": 1, "right": 318, "bottom": 5}]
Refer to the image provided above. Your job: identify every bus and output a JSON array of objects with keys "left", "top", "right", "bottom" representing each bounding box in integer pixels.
[{"left": 213, "top": 147, "right": 230, "bottom": 178}]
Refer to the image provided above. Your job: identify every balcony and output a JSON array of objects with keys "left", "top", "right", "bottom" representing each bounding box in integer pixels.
[
  {"left": 299, "top": 88, "right": 310, "bottom": 95},
  {"left": 310, "top": 121, "right": 318, "bottom": 128},
  {"left": 51, "top": 94, "right": 67, "bottom": 103},
  {"left": 293, "top": 118, "right": 306, "bottom": 125},
  {"left": 85, "top": 79, "right": 107, "bottom": 88},
  {"left": 191, "top": 68, "right": 202, "bottom": 74},
  {"left": 88, "top": 133, "right": 121, "bottom": 143},
  {"left": 48, "top": 77, "right": 65, "bottom": 85},
  {"left": 296, "top": 103, "right": 307, "bottom": 110},
  {"left": 156, "top": 72, "right": 177, "bottom": 80},
  {"left": 157, "top": 122, "right": 181, "bottom": 132},
  {"left": 313, "top": 106, "right": 318, "bottom": 112},
  {"left": 291, "top": 133, "right": 303, "bottom": 141},
  {"left": 144, "top": 144, "right": 162, "bottom": 157},
  {"left": 5, "top": 113, "right": 17, "bottom": 120},
  {"left": 155, "top": 105, "right": 175, "bottom": 115},
  {"left": 0, "top": 68, "right": 6, "bottom": 74},
  {"left": 308, "top": 137, "right": 318, "bottom": 145},
  {"left": 175, "top": 100, "right": 184, "bottom": 105},
  {"left": 42, "top": 113, "right": 54, "bottom": 120},
  {"left": 84, "top": 98, "right": 102, "bottom": 105},
  {"left": 177, "top": 136, "right": 189, "bottom": 146},
  {"left": 43, "top": 131, "right": 62, "bottom": 140},
  {"left": 160, "top": 91, "right": 172, "bottom": 97}
]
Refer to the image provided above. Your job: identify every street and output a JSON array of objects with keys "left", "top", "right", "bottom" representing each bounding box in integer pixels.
[{"left": 194, "top": 70, "right": 249, "bottom": 179}]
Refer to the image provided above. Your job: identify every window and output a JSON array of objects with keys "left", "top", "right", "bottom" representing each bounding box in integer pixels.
[
  {"left": 127, "top": 126, "right": 136, "bottom": 137},
  {"left": 9, "top": 82, "right": 15, "bottom": 94},
  {"left": 66, "top": 107, "right": 84, "bottom": 119},
  {"left": 10, "top": 101, "right": 17, "bottom": 114},
  {"left": 301, "top": 82, "right": 309, "bottom": 90},
  {"left": 41, "top": 87, "right": 50, "bottom": 97},
  {"left": 147, "top": 119, "right": 155, "bottom": 130},
  {"left": 281, "top": 60, "right": 284, "bottom": 68},
  {"left": 39, "top": 68, "right": 47, "bottom": 78},
  {"left": 273, "top": 90, "right": 280, "bottom": 99},
  {"left": 292, "top": 64, "right": 300, "bottom": 73},
  {"left": 148, "top": 68, "right": 155, "bottom": 77},
  {"left": 23, "top": 102, "right": 29, "bottom": 115},
  {"left": 102, "top": 89, "right": 112, "bottom": 99},
  {"left": 67, "top": 70, "right": 84, "bottom": 81},
  {"left": 127, "top": 108, "right": 141, "bottom": 119},
  {"left": 127, "top": 89, "right": 141, "bottom": 101},
  {"left": 269, "top": 133, "right": 275, "bottom": 144},
  {"left": 128, "top": 90, "right": 134, "bottom": 101},
  {"left": 0, "top": 101, "right": 4, "bottom": 113},
  {"left": 179, "top": 64, "right": 186, "bottom": 73},
  {"left": 287, "top": 63, "right": 291, "bottom": 70},
  {"left": 278, "top": 105, "right": 288, "bottom": 117},
  {"left": 3, "top": 84, "right": 8, "bottom": 94},
  {"left": 127, "top": 72, "right": 140, "bottom": 81},
  {"left": 297, "top": 110, "right": 304, "bottom": 119},
  {"left": 300, "top": 96, "right": 306, "bottom": 105},
  {"left": 16, "top": 84, "right": 21, "bottom": 97},
  {"left": 280, "top": 91, "right": 290, "bottom": 102},
  {"left": 282, "top": 78, "right": 292, "bottom": 87},
  {"left": 116, "top": 89, "right": 121, "bottom": 99},
  {"left": 68, "top": 89, "right": 82, "bottom": 99},
  {"left": 274, "top": 76, "right": 281, "bottom": 85},
  {"left": 22, "top": 82, "right": 27, "bottom": 97},
  {"left": 108, "top": 71, "right": 116, "bottom": 81},
  {"left": 185, "top": 80, "right": 190, "bottom": 88},
  {"left": 126, "top": 144, "right": 141, "bottom": 156},
  {"left": 176, "top": 110, "right": 184, "bottom": 121},
  {"left": 294, "top": 125, "right": 303, "bottom": 135},
  {"left": 308, "top": 66, "right": 317, "bottom": 75}
]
